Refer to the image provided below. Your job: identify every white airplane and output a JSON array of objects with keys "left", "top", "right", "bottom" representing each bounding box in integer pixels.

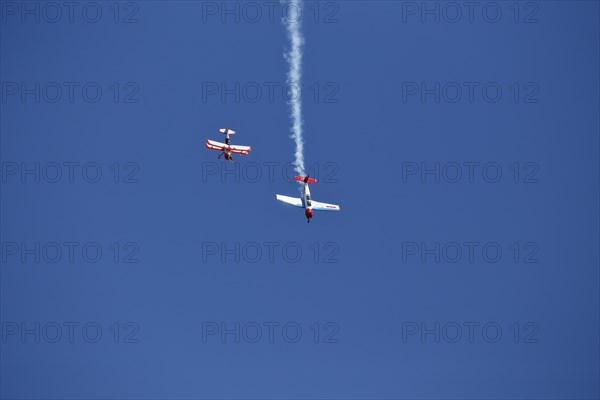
[
  {"left": 205, "top": 128, "right": 252, "bottom": 162},
  {"left": 276, "top": 175, "right": 341, "bottom": 223}
]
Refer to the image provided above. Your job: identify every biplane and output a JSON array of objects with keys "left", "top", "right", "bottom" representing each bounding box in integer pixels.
[{"left": 205, "top": 128, "right": 252, "bottom": 162}]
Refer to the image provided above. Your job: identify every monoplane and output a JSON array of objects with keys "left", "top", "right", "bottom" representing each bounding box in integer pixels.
[{"left": 276, "top": 175, "right": 341, "bottom": 223}]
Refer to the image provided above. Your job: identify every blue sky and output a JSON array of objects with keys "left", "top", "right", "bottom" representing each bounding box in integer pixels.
[{"left": 1, "top": 1, "right": 599, "bottom": 398}]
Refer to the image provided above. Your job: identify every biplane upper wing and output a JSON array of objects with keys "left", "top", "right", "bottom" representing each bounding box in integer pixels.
[
  {"left": 229, "top": 144, "right": 252, "bottom": 155},
  {"left": 206, "top": 140, "right": 251, "bottom": 155},
  {"left": 206, "top": 139, "right": 227, "bottom": 151}
]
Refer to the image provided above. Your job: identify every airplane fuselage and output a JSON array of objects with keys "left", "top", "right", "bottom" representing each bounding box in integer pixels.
[
  {"left": 301, "top": 183, "right": 313, "bottom": 222},
  {"left": 223, "top": 135, "right": 233, "bottom": 161}
]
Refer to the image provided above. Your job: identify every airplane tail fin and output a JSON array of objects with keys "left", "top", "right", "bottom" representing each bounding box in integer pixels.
[
  {"left": 219, "top": 128, "right": 236, "bottom": 135},
  {"left": 295, "top": 175, "right": 317, "bottom": 184}
]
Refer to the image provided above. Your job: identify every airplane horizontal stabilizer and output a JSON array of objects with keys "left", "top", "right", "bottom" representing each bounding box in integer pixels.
[{"left": 294, "top": 176, "right": 317, "bottom": 184}]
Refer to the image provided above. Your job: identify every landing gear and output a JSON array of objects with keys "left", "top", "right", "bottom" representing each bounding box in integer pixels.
[{"left": 217, "top": 152, "right": 234, "bottom": 162}]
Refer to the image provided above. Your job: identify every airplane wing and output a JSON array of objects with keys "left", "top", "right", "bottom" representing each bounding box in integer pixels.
[
  {"left": 276, "top": 194, "right": 304, "bottom": 208},
  {"left": 229, "top": 144, "right": 252, "bottom": 155},
  {"left": 206, "top": 140, "right": 251, "bottom": 155},
  {"left": 206, "top": 140, "right": 227, "bottom": 151},
  {"left": 311, "top": 200, "right": 341, "bottom": 211}
]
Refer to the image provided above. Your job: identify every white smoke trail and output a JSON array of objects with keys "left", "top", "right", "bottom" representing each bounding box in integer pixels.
[{"left": 282, "top": 0, "right": 305, "bottom": 177}]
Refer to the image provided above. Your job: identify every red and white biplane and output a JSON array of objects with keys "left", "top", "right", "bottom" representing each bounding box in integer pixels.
[{"left": 205, "top": 128, "right": 252, "bottom": 162}]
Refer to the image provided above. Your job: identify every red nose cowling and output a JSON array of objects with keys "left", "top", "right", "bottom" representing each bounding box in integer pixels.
[{"left": 305, "top": 208, "right": 313, "bottom": 221}]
